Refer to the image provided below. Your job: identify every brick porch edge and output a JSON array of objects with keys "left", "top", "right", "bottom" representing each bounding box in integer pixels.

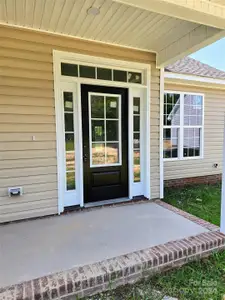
[{"left": 1, "top": 231, "right": 225, "bottom": 300}]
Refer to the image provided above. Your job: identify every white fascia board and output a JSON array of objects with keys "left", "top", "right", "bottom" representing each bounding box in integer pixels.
[
  {"left": 165, "top": 72, "right": 225, "bottom": 86},
  {"left": 113, "top": 0, "right": 225, "bottom": 29}
]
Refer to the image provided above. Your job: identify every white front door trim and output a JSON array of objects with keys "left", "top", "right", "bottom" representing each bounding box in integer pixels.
[{"left": 53, "top": 50, "right": 151, "bottom": 213}]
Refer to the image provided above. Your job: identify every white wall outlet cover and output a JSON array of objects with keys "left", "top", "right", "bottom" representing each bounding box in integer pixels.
[{"left": 8, "top": 187, "right": 23, "bottom": 197}]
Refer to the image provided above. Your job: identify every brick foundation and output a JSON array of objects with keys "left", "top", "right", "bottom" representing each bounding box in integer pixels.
[{"left": 164, "top": 174, "right": 222, "bottom": 188}]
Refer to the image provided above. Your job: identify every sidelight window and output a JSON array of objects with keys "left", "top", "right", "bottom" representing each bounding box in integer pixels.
[
  {"left": 133, "top": 97, "right": 141, "bottom": 182},
  {"left": 63, "top": 92, "right": 76, "bottom": 190}
]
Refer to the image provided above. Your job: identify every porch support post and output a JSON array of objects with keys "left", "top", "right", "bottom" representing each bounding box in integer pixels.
[
  {"left": 160, "top": 68, "right": 164, "bottom": 199},
  {"left": 221, "top": 115, "right": 225, "bottom": 234}
]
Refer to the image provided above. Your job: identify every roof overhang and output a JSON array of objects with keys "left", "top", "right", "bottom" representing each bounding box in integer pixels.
[
  {"left": 0, "top": 0, "right": 225, "bottom": 68},
  {"left": 165, "top": 71, "right": 225, "bottom": 90},
  {"left": 157, "top": 26, "right": 225, "bottom": 67},
  {"left": 114, "top": 0, "right": 225, "bottom": 29}
]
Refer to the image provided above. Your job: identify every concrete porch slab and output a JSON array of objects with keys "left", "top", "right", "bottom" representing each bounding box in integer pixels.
[{"left": 0, "top": 202, "right": 209, "bottom": 288}]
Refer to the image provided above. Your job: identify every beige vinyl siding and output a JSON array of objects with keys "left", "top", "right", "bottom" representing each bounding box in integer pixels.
[
  {"left": 164, "top": 82, "right": 224, "bottom": 181},
  {"left": 0, "top": 25, "right": 160, "bottom": 223}
]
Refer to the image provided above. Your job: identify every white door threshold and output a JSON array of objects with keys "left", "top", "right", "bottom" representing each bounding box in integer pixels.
[{"left": 84, "top": 197, "right": 131, "bottom": 208}]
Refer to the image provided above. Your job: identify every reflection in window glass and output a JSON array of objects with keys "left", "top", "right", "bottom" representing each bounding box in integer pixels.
[
  {"left": 90, "top": 94, "right": 121, "bottom": 166},
  {"left": 113, "top": 70, "right": 127, "bottom": 82},
  {"left": 134, "top": 116, "right": 140, "bottom": 132},
  {"left": 128, "top": 72, "right": 142, "bottom": 84},
  {"left": 66, "top": 152, "right": 75, "bottom": 171},
  {"left": 97, "top": 68, "right": 112, "bottom": 81},
  {"left": 64, "top": 92, "right": 73, "bottom": 111},
  {"left": 92, "top": 120, "right": 105, "bottom": 142},
  {"left": 106, "top": 120, "right": 118, "bottom": 141},
  {"left": 183, "top": 128, "right": 200, "bottom": 157},
  {"left": 63, "top": 91, "right": 76, "bottom": 190},
  {"left": 106, "top": 97, "right": 118, "bottom": 119},
  {"left": 163, "top": 128, "right": 179, "bottom": 159},
  {"left": 66, "top": 172, "right": 75, "bottom": 190},
  {"left": 133, "top": 133, "right": 140, "bottom": 149},
  {"left": 79, "top": 65, "right": 96, "bottom": 78},
  {"left": 133, "top": 97, "right": 141, "bottom": 182},
  {"left": 61, "top": 65, "right": 142, "bottom": 84},
  {"left": 164, "top": 93, "right": 180, "bottom": 126},
  {"left": 133, "top": 97, "right": 140, "bottom": 114},
  {"left": 163, "top": 92, "right": 203, "bottom": 159},
  {"left": 65, "top": 134, "right": 74, "bottom": 151},
  {"left": 184, "top": 94, "right": 203, "bottom": 126},
  {"left": 61, "top": 63, "right": 78, "bottom": 77},
  {"left": 64, "top": 114, "right": 74, "bottom": 132},
  {"left": 183, "top": 95, "right": 202, "bottom": 157},
  {"left": 92, "top": 143, "right": 105, "bottom": 165},
  {"left": 91, "top": 95, "right": 104, "bottom": 118},
  {"left": 106, "top": 143, "right": 119, "bottom": 164},
  {"left": 134, "top": 150, "right": 140, "bottom": 182}
]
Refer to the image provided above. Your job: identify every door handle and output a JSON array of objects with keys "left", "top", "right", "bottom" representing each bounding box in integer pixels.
[{"left": 83, "top": 153, "right": 88, "bottom": 163}]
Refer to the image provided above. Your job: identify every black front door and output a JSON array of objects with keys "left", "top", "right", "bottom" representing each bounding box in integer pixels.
[{"left": 81, "top": 84, "right": 128, "bottom": 203}]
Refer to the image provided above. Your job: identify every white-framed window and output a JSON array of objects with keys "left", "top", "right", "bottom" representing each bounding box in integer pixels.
[{"left": 163, "top": 92, "right": 204, "bottom": 160}]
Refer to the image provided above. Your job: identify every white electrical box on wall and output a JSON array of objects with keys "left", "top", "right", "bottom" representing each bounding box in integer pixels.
[{"left": 8, "top": 187, "right": 23, "bottom": 197}]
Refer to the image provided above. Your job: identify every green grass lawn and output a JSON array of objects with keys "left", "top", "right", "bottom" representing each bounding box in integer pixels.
[
  {"left": 84, "top": 184, "right": 225, "bottom": 300},
  {"left": 164, "top": 183, "right": 222, "bottom": 226}
]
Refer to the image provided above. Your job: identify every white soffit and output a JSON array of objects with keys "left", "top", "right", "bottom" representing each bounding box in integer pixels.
[
  {"left": 0, "top": 0, "right": 224, "bottom": 67},
  {"left": 114, "top": 0, "right": 225, "bottom": 29},
  {"left": 0, "top": 0, "right": 215, "bottom": 51}
]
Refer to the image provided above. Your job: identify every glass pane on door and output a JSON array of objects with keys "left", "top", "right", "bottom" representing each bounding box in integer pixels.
[{"left": 90, "top": 93, "right": 121, "bottom": 166}]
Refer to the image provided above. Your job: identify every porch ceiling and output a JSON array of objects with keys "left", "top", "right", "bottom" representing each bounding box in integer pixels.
[{"left": 0, "top": 0, "right": 225, "bottom": 67}]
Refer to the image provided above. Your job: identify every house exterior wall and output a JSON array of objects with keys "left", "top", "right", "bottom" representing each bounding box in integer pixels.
[
  {"left": 164, "top": 82, "right": 224, "bottom": 183},
  {"left": 0, "top": 25, "right": 160, "bottom": 223}
]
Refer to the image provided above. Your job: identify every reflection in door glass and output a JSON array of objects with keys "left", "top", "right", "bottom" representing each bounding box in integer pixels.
[
  {"left": 106, "top": 120, "right": 118, "bottom": 141},
  {"left": 91, "top": 95, "right": 104, "bottom": 118},
  {"left": 92, "top": 143, "right": 105, "bottom": 165},
  {"left": 106, "top": 143, "right": 119, "bottom": 164},
  {"left": 92, "top": 120, "right": 105, "bottom": 142},
  {"left": 106, "top": 97, "right": 118, "bottom": 118},
  {"left": 63, "top": 91, "right": 76, "bottom": 190},
  {"left": 90, "top": 94, "right": 121, "bottom": 166},
  {"left": 133, "top": 97, "right": 141, "bottom": 182}
]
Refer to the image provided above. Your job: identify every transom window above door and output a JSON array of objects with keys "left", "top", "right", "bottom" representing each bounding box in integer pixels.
[
  {"left": 163, "top": 92, "right": 204, "bottom": 160},
  {"left": 89, "top": 93, "right": 122, "bottom": 167},
  {"left": 61, "top": 63, "right": 142, "bottom": 84}
]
